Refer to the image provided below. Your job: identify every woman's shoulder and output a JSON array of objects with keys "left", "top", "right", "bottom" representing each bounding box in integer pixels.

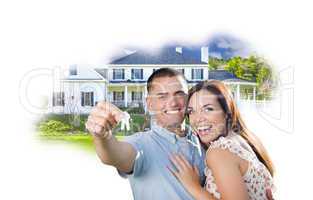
[
  {"left": 206, "top": 137, "right": 240, "bottom": 166},
  {"left": 207, "top": 135, "right": 255, "bottom": 164},
  {"left": 208, "top": 135, "right": 240, "bottom": 151}
]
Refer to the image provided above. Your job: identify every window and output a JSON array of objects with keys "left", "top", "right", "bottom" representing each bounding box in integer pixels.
[
  {"left": 81, "top": 92, "right": 94, "bottom": 106},
  {"left": 69, "top": 65, "right": 77, "bottom": 75},
  {"left": 53, "top": 92, "right": 65, "bottom": 106},
  {"left": 131, "top": 69, "right": 143, "bottom": 80},
  {"left": 192, "top": 69, "right": 203, "bottom": 80},
  {"left": 176, "top": 68, "right": 184, "bottom": 75},
  {"left": 113, "top": 69, "right": 125, "bottom": 80},
  {"left": 113, "top": 91, "right": 124, "bottom": 101},
  {"left": 131, "top": 91, "right": 142, "bottom": 101}
]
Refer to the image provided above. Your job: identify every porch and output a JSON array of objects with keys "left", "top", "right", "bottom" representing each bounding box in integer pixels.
[{"left": 107, "top": 84, "right": 147, "bottom": 108}]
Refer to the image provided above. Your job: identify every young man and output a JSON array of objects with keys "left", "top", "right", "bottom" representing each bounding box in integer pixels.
[{"left": 86, "top": 68, "right": 205, "bottom": 200}]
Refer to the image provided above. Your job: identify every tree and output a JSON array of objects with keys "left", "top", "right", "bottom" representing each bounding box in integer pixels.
[
  {"left": 225, "top": 56, "right": 245, "bottom": 78},
  {"left": 208, "top": 57, "right": 227, "bottom": 70},
  {"left": 223, "top": 55, "right": 276, "bottom": 99}
]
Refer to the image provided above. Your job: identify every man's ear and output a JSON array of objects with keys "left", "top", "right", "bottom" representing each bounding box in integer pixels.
[{"left": 146, "top": 96, "right": 153, "bottom": 111}]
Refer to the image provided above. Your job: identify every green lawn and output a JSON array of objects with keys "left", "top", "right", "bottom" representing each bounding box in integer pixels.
[
  {"left": 37, "top": 113, "right": 147, "bottom": 152},
  {"left": 38, "top": 132, "right": 125, "bottom": 153}
]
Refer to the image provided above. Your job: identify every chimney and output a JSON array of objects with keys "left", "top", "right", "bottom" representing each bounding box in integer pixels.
[
  {"left": 201, "top": 46, "right": 209, "bottom": 63},
  {"left": 176, "top": 46, "right": 182, "bottom": 54}
]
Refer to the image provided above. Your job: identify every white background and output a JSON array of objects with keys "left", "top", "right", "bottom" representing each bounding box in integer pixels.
[{"left": 0, "top": 0, "right": 312, "bottom": 199}]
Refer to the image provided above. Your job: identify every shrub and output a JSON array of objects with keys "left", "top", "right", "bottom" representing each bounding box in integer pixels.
[{"left": 39, "top": 120, "right": 73, "bottom": 133}]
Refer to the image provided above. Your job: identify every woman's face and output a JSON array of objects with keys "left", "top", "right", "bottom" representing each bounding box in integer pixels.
[{"left": 187, "top": 89, "right": 227, "bottom": 145}]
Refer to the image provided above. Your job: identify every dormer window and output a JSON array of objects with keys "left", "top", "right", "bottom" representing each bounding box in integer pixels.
[
  {"left": 131, "top": 69, "right": 143, "bottom": 80},
  {"left": 113, "top": 69, "right": 125, "bottom": 80},
  {"left": 69, "top": 65, "right": 77, "bottom": 75}
]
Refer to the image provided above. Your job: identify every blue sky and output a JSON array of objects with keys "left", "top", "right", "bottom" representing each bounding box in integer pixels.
[
  {"left": 120, "top": 33, "right": 253, "bottom": 61},
  {"left": 207, "top": 34, "right": 253, "bottom": 59}
]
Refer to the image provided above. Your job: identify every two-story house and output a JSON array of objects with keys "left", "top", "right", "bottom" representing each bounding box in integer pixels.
[
  {"left": 107, "top": 46, "right": 210, "bottom": 108},
  {"left": 49, "top": 46, "right": 256, "bottom": 114}
]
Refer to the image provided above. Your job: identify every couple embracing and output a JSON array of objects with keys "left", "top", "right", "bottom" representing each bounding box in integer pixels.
[{"left": 86, "top": 68, "right": 275, "bottom": 200}]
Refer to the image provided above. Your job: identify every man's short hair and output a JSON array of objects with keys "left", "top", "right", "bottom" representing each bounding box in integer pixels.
[{"left": 146, "top": 68, "right": 187, "bottom": 93}]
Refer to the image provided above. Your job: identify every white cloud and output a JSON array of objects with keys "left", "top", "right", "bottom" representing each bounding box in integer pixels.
[{"left": 209, "top": 51, "right": 223, "bottom": 59}]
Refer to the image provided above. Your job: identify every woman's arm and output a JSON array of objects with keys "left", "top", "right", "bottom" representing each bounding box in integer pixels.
[
  {"left": 206, "top": 148, "right": 249, "bottom": 200},
  {"left": 169, "top": 151, "right": 271, "bottom": 200}
]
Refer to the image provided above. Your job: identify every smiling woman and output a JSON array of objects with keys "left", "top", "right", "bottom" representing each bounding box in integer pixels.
[{"left": 170, "top": 80, "right": 275, "bottom": 200}]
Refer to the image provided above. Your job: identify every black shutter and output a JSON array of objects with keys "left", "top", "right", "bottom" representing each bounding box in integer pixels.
[
  {"left": 113, "top": 69, "right": 115, "bottom": 79},
  {"left": 201, "top": 69, "right": 203, "bottom": 79},
  {"left": 81, "top": 92, "right": 85, "bottom": 106},
  {"left": 140, "top": 69, "right": 143, "bottom": 79},
  {"left": 91, "top": 92, "right": 94, "bottom": 106},
  {"left": 52, "top": 93, "right": 55, "bottom": 106},
  {"left": 192, "top": 69, "right": 194, "bottom": 79},
  {"left": 131, "top": 69, "right": 134, "bottom": 79},
  {"left": 62, "top": 92, "right": 65, "bottom": 106},
  {"left": 122, "top": 69, "right": 125, "bottom": 79}
]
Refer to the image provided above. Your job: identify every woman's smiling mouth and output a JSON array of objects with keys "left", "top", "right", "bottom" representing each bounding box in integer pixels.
[{"left": 196, "top": 125, "right": 213, "bottom": 136}]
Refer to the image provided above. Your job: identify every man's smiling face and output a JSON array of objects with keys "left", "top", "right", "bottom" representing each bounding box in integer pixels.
[{"left": 147, "top": 75, "right": 188, "bottom": 130}]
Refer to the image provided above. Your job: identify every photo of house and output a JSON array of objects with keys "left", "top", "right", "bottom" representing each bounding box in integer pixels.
[{"left": 49, "top": 46, "right": 257, "bottom": 115}]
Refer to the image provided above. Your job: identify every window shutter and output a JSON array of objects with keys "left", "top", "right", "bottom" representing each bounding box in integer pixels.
[
  {"left": 201, "top": 69, "right": 203, "bottom": 79},
  {"left": 52, "top": 93, "right": 55, "bottom": 106},
  {"left": 81, "top": 92, "right": 85, "bottom": 106},
  {"left": 192, "top": 69, "right": 194, "bottom": 79},
  {"left": 131, "top": 69, "right": 134, "bottom": 79},
  {"left": 62, "top": 92, "right": 65, "bottom": 106},
  {"left": 140, "top": 69, "right": 143, "bottom": 79},
  {"left": 91, "top": 92, "right": 94, "bottom": 106},
  {"left": 123, "top": 69, "right": 125, "bottom": 79}
]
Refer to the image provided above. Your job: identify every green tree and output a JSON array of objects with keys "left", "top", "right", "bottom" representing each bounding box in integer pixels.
[
  {"left": 225, "top": 56, "right": 245, "bottom": 78},
  {"left": 208, "top": 57, "right": 227, "bottom": 70},
  {"left": 222, "top": 55, "right": 276, "bottom": 99}
]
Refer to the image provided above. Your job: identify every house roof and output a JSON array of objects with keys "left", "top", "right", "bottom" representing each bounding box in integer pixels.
[{"left": 110, "top": 47, "right": 207, "bottom": 65}]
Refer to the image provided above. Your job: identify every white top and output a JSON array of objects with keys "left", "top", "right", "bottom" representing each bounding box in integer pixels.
[{"left": 204, "top": 135, "right": 275, "bottom": 200}]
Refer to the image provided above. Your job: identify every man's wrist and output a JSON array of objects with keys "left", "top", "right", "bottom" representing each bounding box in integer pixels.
[{"left": 92, "top": 130, "right": 113, "bottom": 141}]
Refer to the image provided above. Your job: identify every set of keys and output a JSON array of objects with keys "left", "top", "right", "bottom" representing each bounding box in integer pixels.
[{"left": 120, "top": 111, "right": 131, "bottom": 131}]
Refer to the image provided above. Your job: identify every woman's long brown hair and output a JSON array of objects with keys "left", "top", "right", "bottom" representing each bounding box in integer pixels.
[{"left": 186, "top": 80, "right": 275, "bottom": 177}]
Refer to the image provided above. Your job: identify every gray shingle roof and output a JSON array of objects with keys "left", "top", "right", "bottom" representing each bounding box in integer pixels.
[{"left": 110, "top": 47, "right": 207, "bottom": 65}]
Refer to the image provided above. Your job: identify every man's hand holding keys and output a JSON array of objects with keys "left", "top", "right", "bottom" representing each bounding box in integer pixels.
[{"left": 85, "top": 101, "right": 124, "bottom": 139}]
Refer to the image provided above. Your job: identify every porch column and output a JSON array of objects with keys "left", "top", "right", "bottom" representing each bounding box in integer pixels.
[
  {"left": 253, "top": 86, "right": 256, "bottom": 102},
  {"left": 124, "top": 85, "right": 128, "bottom": 107},
  {"left": 236, "top": 84, "right": 240, "bottom": 101}
]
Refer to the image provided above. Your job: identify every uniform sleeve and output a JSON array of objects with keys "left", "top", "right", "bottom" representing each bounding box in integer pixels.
[{"left": 117, "top": 133, "right": 147, "bottom": 178}]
